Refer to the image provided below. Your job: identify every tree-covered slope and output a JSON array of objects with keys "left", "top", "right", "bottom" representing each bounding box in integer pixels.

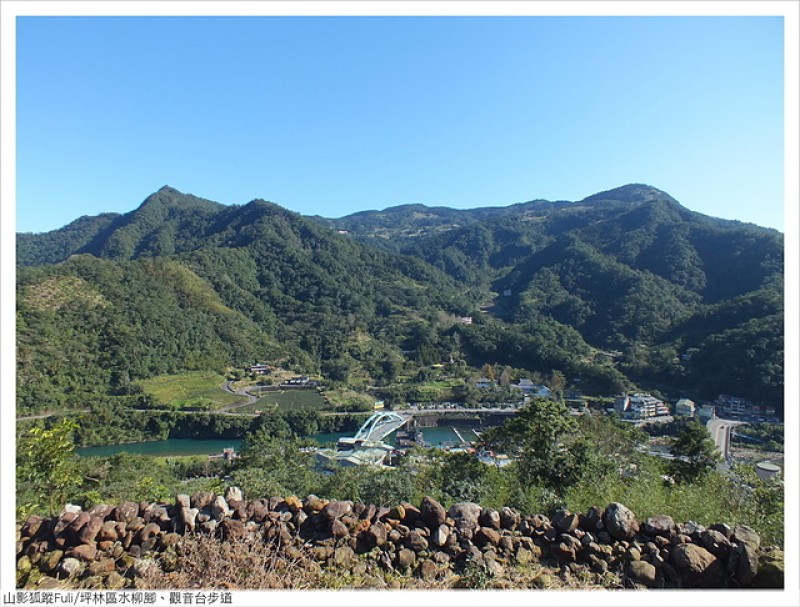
[{"left": 16, "top": 184, "right": 784, "bottom": 414}]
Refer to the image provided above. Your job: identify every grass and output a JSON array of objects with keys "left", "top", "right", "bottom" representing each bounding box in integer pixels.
[
  {"left": 133, "top": 535, "right": 620, "bottom": 591},
  {"left": 139, "top": 372, "right": 246, "bottom": 410},
  {"left": 236, "top": 389, "right": 327, "bottom": 413}
]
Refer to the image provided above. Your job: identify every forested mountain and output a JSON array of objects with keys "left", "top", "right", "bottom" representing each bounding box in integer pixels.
[{"left": 16, "top": 184, "right": 784, "bottom": 416}]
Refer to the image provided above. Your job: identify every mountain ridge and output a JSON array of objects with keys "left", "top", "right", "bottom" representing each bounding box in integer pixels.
[{"left": 16, "top": 183, "right": 784, "bottom": 417}]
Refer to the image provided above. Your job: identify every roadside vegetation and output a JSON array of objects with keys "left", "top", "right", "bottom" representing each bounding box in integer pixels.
[{"left": 18, "top": 404, "right": 784, "bottom": 549}]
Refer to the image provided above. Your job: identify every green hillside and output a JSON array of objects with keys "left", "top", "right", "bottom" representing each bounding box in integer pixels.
[{"left": 16, "top": 184, "right": 784, "bottom": 417}]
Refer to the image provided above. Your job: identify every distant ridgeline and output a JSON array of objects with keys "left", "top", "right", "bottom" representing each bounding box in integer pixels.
[
  {"left": 16, "top": 492, "right": 784, "bottom": 589},
  {"left": 16, "top": 184, "right": 783, "bottom": 417}
]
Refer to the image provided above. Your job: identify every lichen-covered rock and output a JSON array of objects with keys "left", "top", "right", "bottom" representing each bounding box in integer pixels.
[
  {"left": 752, "top": 550, "right": 784, "bottom": 588},
  {"left": 604, "top": 503, "right": 639, "bottom": 540}
]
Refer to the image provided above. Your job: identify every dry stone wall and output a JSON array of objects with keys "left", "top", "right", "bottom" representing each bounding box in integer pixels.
[{"left": 16, "top": 488, "right": 784, "bottom": 590}]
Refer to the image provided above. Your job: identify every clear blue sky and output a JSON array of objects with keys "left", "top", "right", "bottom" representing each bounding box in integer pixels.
[{"left": 15, "top": 15, "right": 785, "bottom": 233}]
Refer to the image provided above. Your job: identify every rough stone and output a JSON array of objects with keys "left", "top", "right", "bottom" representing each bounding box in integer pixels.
[
  {"left": 733, "top": 541, "right": 759, "bottom": 586},
  {"left": 322, "top": 500, "right": 353, "bottom": 521},
  {"left": 419, "top": 496, "right": 447, "bottom": 529},
  {"left": 447, "top": 503, "right": 482, "bottom": 534},
  {"left": 416, "top": 559, "right": 438, "bottom": 581},
  {"left": 57, "top": 558, "right": 84, "bottom": 579},
  {"left": 395, "top": 548, "right": 416, "bottom": 571},
  {"left": 499, "top": 507, "right": 520, "bottom": 531},
  {"left": 431, "top": 524, "right": 450, "bottom": 547},
  {"left": 474, "top": 527, "right": 501, "bottom": 548},
  {"left": 53, "top": 512, "right": 79, "bottom": 539},
  {"left": 626, "top": 560, "right": 659, "bottom": 587},
  {"left": 604, "top": 503, "right": 639, "bottom": 540},
  {"left": 77, "top": 517, "right": 104, "bottom": 544},
  {"left": 700, "top": 529, "right": 732, "bottom": 559},
  {"left": 210, "top": 496, "right": 231, "bottom": 521},
  {"left": 331, "top": 518, "right": 349, "bottom": 538},
  {"left": 580, "top": 506, "right": 604, "bottom": 531},
  {"left": 190, "top": 492, "right": 215, "bottom": 510},
  {"left": 220, "top": 518, "right": 246, "bottom": 541},
  {"left": 365, "top": 522, "right": 388, "bottom": 548},
  {"left": 180, "top": 507, "right": 199, "bottom": 533},
  {"left": 732, "top": 525, "right": 761, "bottom": 551},
  {"left": 113, "top": 502, "right": 139, "bottom": 524},
  {"left": 67, "top": 544, "right": 97, "bottom": 562},
  {"left": 479, "top": 508, "right": 501, "bottom": 530},
  {"left": 224, "top": 486, "right": 244, "bottom": 503},
  {"left": 385, "top": 504, "right": 405, "bottom": 522},
  {"left": 405, "top": 530, "right": 429, "bottom": 552},
  {"left": 21, "top": 515, "right": 45, "bottom": 539},
  {"left": 753, "top": 550, "right": 784, "bottom": 588},
  {"left": 553, "top": 510, "right": 580, "bottom": 534},
  {"left": 671, "top": 543, "right": 725, "bottom": 587},
  {"left": 332, "top": 546, "right": 355, "bottom": 568},
  {"left": 40, "top": 550, "right": 65, "bottom": 574},
  {"left": 643, "top": 514, "right": 676, "bottom": 537}
]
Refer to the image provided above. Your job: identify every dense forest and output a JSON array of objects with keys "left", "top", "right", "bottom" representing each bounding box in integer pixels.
[{"left": 17, "top": 184, "right": 783, "bottom": 417}]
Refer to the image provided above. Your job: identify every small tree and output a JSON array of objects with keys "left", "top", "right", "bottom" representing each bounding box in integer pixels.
[
  {"left": 668, "top": 420, "right": 721, "bottom": 483},
  {"left": 18, "top": 419, "right": 82, "bottom": 515},
  {"left": 484, "top": 399, "right": 595, "bottom": 494}
]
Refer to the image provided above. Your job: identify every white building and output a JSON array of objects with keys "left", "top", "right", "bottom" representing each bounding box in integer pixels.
[
  {"left": 675, "top": 398, "right": 696, "bottom": 417},
  {"left": 615, "top": 393, "right": 669, "bottom": 419}
]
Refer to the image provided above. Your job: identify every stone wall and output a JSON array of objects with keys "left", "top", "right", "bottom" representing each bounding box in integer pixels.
[{"left": 15, "top": 489, "right": 784, "bottom": 590}]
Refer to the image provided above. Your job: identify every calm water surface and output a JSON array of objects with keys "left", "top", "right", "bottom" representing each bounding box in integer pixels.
[{"left": 76, "top": 426, "right": 481, "bottom": 458}]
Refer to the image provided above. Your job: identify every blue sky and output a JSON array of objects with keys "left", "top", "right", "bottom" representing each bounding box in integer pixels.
[{"left": 15, "top": 15, "right": 786, "bottom": 233}]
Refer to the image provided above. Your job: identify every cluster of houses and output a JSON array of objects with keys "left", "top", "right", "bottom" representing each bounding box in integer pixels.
[{"left": 474, "top": 376, "right": 552, "bottom": 399}]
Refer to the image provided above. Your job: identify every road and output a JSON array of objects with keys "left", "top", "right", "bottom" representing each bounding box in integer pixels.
[
  {"left": 17, "top": 409, "right": 89, "bottom": 422},
  {"left": 706, "top": 417, "right": 745, "bottom": 460}
]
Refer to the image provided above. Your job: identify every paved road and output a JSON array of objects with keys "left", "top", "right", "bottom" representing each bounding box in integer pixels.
[
  {"left": 17, "top": 409, "right": 90, "bottom": 422},
  {"left": 707, "top": 417, "right": 745, "bottom": 460}
]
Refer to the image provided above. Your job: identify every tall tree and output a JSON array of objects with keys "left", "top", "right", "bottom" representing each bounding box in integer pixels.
[{"left": 668, "top": 420, "right": 721, "bottom": 483}]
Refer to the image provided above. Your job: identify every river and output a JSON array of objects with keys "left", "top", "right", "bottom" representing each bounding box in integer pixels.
[{"left": 76, "top": 426, "right": 482, "bottom": 458}]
